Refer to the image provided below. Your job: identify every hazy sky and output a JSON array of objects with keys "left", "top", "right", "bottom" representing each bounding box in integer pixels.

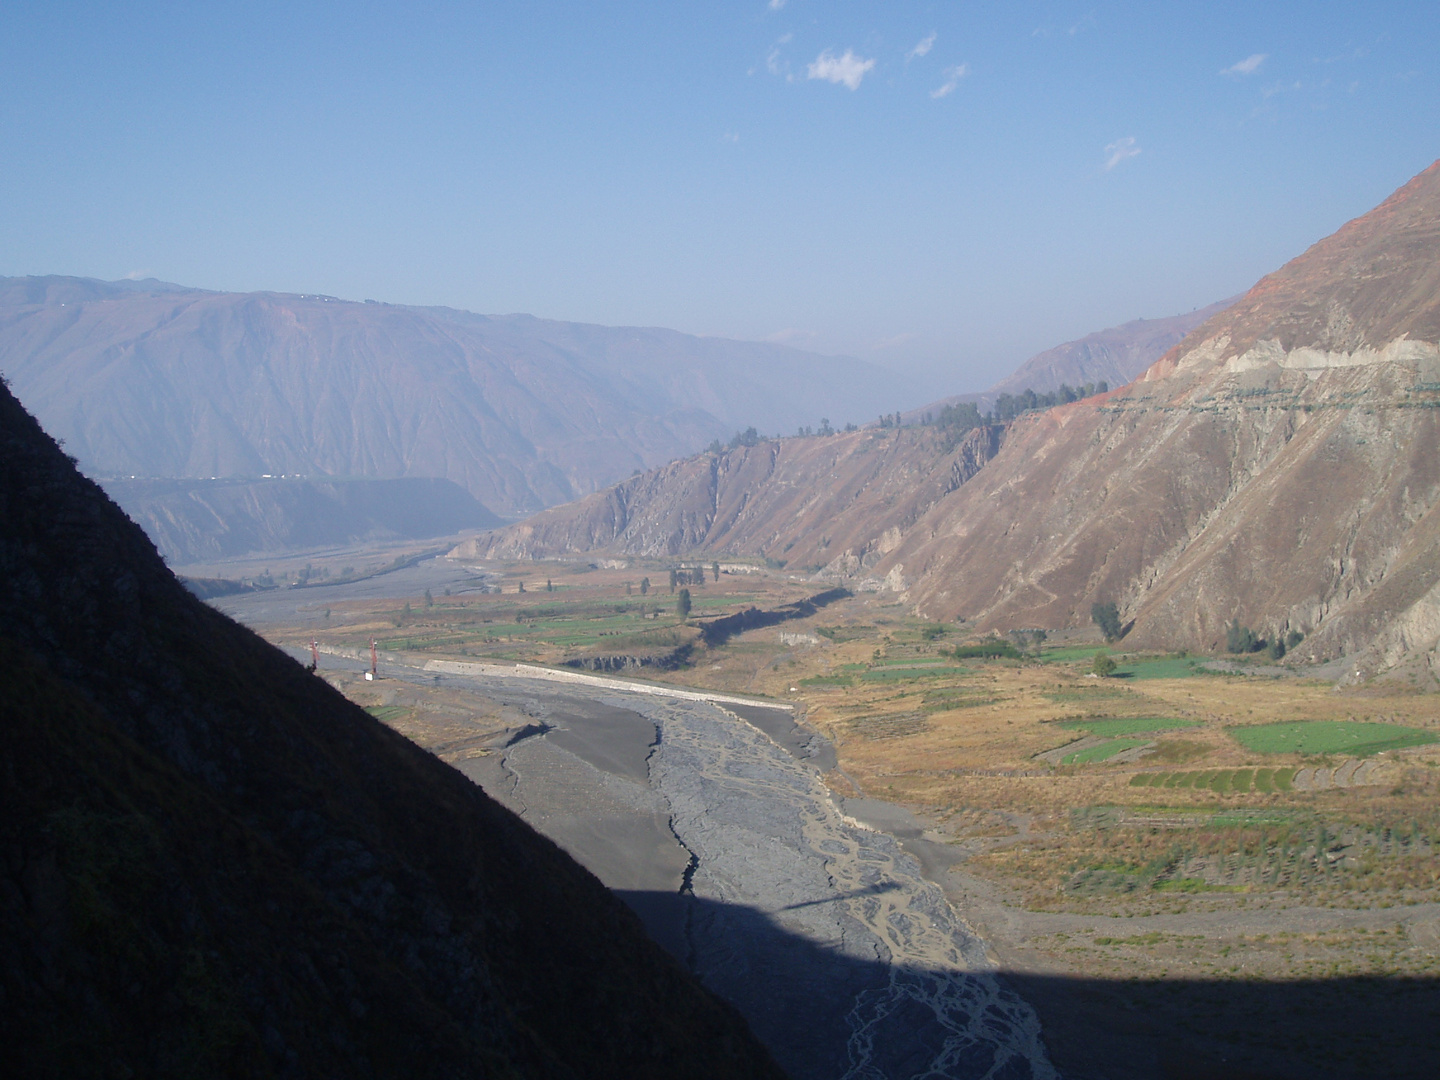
[{"left": 4, "top": 1, "right": 1437, "bottom": 393}]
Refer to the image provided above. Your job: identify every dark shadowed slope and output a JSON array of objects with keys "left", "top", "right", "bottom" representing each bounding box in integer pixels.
[
  {"left": 0, "top": 378, "right": 783, "bottom": 1079},
  {"left": 0, "top": 276, "right": 912, "bottom": 516}
]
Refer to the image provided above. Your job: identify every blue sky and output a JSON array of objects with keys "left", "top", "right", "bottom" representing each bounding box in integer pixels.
[{"left": 3, "top": 2, "right": 1437, "bottom": 394}]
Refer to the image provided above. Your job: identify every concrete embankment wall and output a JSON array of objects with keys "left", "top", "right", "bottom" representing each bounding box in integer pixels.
[{"left": 423, "top": 658, "right": 793, "bottom": 711}]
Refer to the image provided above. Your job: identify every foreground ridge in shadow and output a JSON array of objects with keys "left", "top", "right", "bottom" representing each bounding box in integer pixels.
[
  {"left": 616, "top": 890, "right": 1044, "bottom": 1080},
  {"left": 618, "top": 890, "right": 1440, "bottom": 1080}
]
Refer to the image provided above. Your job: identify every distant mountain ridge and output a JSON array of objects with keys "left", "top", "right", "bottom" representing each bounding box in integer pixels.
[
  {"left": 908, "top": 297, "right": 1239, "bottom": 419},
  {"left": 0, "top": 276, "right": 918, "bottom": 517}
]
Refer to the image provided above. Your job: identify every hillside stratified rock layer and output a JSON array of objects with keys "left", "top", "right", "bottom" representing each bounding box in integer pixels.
[
  {"left": 470, "top": 161, "right": 1440, "bottom": 678},
  {"left": 0, "top": 380, "right": 782, "bottom": 1077},
  {"left": 0, "top": 277, "right": 909, "bottom": 516}
]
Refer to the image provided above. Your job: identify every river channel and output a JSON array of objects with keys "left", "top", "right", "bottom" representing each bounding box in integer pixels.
[{"left": 214, "top": 570, "right": 1055, "bottom": 1079}]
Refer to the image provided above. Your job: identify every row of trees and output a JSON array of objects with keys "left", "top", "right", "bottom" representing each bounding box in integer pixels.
[
  {"left": 702, "top": 383, "right": 1109, "bottom": 459},
  {"left": 669, "top": 564, "right": 718, "bottom": 588},
  {"left": 1227, "top": 620, "right": 1304, "bottom": 660},
  {"left": 879, "top": 382, "right": 1112, "bottom": 439},
  {"left": 706, "top": 427, "right": 764, "bottom": 454},
  {"left": 991, "top": 382, "right": 1108, "bottom": 422}
]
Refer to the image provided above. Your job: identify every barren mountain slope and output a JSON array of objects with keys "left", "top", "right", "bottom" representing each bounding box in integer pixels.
[
  {"left": 0, "top": 359, "right": 781, "bottom": 1077},
  {"left": 0, "top": 277, "right": 906, "bottom": 515},
  {"left": 882, "top": 160, "right": 1440, "bottom": 676},
  {"left": 458, "top": 424, "right": 1001, "bottom": 574}
]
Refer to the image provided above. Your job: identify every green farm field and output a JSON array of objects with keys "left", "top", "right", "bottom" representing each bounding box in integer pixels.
[
  {"left": 1061, "top": 738, "right": 1150, "bottom": 764},
  {"left": 1230, "top": 720, "right": 1438, "bottom": 756}
]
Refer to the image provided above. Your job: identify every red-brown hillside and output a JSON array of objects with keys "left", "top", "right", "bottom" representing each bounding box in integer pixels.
[{"left": 884, "top": 160, "right": 1440, "bottom": 678}]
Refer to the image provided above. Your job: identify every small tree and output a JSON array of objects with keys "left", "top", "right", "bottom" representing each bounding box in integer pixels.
[
  {"left": 1092, "top": 651, "right": 1116, "bottom": 677},
  {"left": 640, "top": 577, "right": 650, "bottom": 596},
  {"left": 517, "top": 581, "right": 525, "bottom": 593},
  {"left": 1285, "top": 629, "right": 1305, "bottom": 650},
  {"left": 1091, "top": 602, "right": 1122, "bottom": 642},
  {"left": 546, "top": 578, "right": 553, "bottom": 592},
  {"left": 668, "top": 568, "right": 678, "bottom": 593},
  {"left": 712, "top": 561, "right": 720, "bottom": 582},
  {"left": 424, "top": 588, "right": 434, "bottom": 608},
  {"left": 1226, "top": 619, "right": 1255, "bottom": 654},
  {"left": 1267, "top": 637, "right": 1286, "bottom": 661},
  {"left": 677, "top": 588, "right": 692, "bottom": 619}
]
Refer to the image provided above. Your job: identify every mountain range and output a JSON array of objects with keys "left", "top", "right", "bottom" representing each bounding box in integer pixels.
[
  {"left": 0, "top": 276, "right": 921, "bottom": 518},
  {"left": 469, "top": 161, "right": 1440, "bottom": 680}
]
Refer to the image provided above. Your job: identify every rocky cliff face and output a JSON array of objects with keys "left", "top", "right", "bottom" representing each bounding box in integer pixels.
[
  {"left": 456, "top": 423, "right": 1002, "bottom": 580},
  {"left": 881, "top": 160, "right": 1440, "bottom": 678},
  {"left": 0, "top": 378, "right": 781, "bottom": 1077},
  {"left": 0, "top": 277, "right": 910, "bottom": 516}
]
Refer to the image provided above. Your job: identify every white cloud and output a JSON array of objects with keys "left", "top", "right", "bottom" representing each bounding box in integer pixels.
[
  {"left": 722, "top": 131, "right": 740, "bottom": 143},
  {"left": 868, "top": 331, "right": 919, "bottom": 351},
  {"left": 1220, "top": 53, "right": 1267, "bottom": 76},
  {"left": 1103, "top": 137, "right": 1140, "bottom": 170},
  {"left": 930, "top": 64, "right": 968, "bottom": 98},
  {"left": 122, "top": 269, "right": 151, "bottom": 280},
  {"left": 907, "top": 32, "right": 936, "bottom": 61},
  {"left": 765, "top": 32, "right": 793, "bottom": 76},
  {"left": 807, "top": 49, "right": 876, "bottom": 90},
  {"left": 768, "top": 0, "right": 785, "bottom": 9}
]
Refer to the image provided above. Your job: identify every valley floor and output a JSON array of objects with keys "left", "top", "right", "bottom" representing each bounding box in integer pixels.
[{"left": 205, "top": 546, "right": 1440, "bottom": 1079}]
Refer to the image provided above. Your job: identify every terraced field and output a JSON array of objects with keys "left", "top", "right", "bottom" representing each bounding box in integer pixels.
[
  {"left": 1130, "top": 767, "right": 1296, "bottom": 792},
  {"left": 1062, "top": 738, "right": 1151, "bottom": 764},
  {"left": 1058, "top": 717, "right": 1200, "bottom": 737}
]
